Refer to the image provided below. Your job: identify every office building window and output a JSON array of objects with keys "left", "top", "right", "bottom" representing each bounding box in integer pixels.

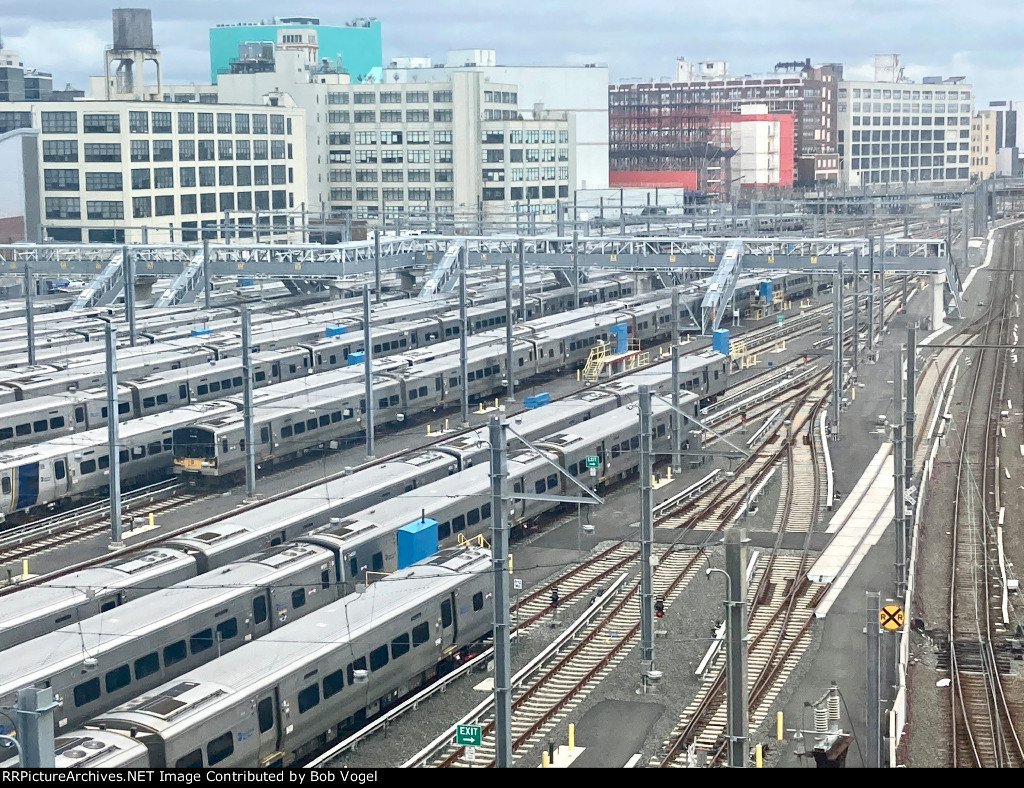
[
  {"left": 86, "top": 172, "right": 122, "bottom": 191},
  {"left": 41, "top": 111, "right": 77, "bottom": 133},
  {"left": 179, "top": 139, "right": 195, "bottom": 161},
  {"left": 217, "top": 113, "right": 232, "bottom": 134},
  {"left": 132, "top": 197, "right": 150, "bottom": 218},
  {"left": 44, "top": 197, "right": 80, "bottom": 219},
  {"left": 270, "top": 115, "right": 285, "bottom": 134},
  {"left": 198, "top": 140, "right": 215, "bottom": 161},
  {"left": 154, "top": 167, "right": 174, "bottom": 189},
  {"left": 406, "top": 110, "right": 429, "bottom": 123},
  {"left": 218, "top": 139, "right": 233, "bottom": 160},
  {"left": 153, "top": 140, "right": 173, "bottom": 162},
  {"left": 84, "top": 143, "right": 121, "bottom": 162},
  {"left": 42, "top": 140, "right": 78, "bottom": 162},
  {"left": 234, "top": 113, "right": 249, "bottom": 134},
  {"left": 129, "top": 111, "right": 149, "bottom": 133},
  {"left": 197, "top": 112, "right": 214, "bottom": 133},
  {"left": 154, "top": 195, "right": 175, "bottom": 216},
  {"left": 235, "top": 140, "right": 250, "bottom": 160},
  {"left": 253, "top": 140, "right": 268, "bottom": 160},
  {"left": 199, "top": 167, "right": 215, "bottom": 187},
  {"left": 354, "top": 111, "right": 376, "bottom": 123},
  {"left": 44, "top": 169, "right": 79, "bottom": 191},
  {"left": 177, "top": 112, "right": 194, "bottom": 133},
  {"left": 88, "top": 200, "right": 124, "bottom": 220},
  {"left": 236, "top": 166, "right": 251, "bottom": 186},
  {"left": 84, "top": 113, "right": 120, "bottom": 133},
  {"left": 179, "top": 167, "right": 196, "bottom": 188},
  {"left": 130, "top": 140, "right": 150, "bottom": 162}
]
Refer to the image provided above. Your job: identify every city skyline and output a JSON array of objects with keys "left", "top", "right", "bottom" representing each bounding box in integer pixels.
[{"left": 1, "top": 0, "right": 1018, "bottom": 105}]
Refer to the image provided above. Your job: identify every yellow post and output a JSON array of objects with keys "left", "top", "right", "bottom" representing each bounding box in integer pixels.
[
  {"left": 666, "top": 467, "right": 672, "bottom": 481},
  {"left": 148, "top": 512, "right": 154, "bottom": 528},
  {"left": 777, "top": 711, "right": 784, "bottom": 740},
  {"left": 568, "top": 724, "right": 575, "bottom": 751},
  {"left": 576, "top": 368, "right": 581, "bottom": 382},
  {"left": 494, "top": 398, "right": 498, "bottom": 409},
  {"left": 508, "top": 555, "right": 513, "bottom": 573},
  {"left": 541, "top": 752, "right": 549, "bottom": 768},
  {"left": 850, "top": 387, "right": 856, "bottom": 401},
  {"left": 444, "top": 418, "right": 449, "bottom": 431},
  {"left": 477, "top": 401, "right": 485, "bottom": 414},
  {"left": 22, "top": 559, "right": 28, "bottom": 577},
  {"left": 427, "top": 424, "right": 432, "bottom": 436},
  {"left": 755, "top": 743, "right": 762, "bottom": 768}
]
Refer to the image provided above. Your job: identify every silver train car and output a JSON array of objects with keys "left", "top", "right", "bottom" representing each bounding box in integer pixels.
[{"left": 70, "top": 546, "right": 493, "bottom": 768}]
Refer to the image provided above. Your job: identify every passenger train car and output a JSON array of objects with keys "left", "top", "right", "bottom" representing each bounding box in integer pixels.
[{"left": 49, "top": 546, "right": 494, "bottom": 768}]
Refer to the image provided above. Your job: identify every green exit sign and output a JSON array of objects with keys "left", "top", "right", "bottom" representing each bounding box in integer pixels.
[
  {"left": 776, "top": 315, "right": 785, "bottom": 324},
  {"left": 455, "top": 724, "right": 482, "bottom": 747},
  {"left": 585, "top": 455, "right": 600, "bottom": 468}
]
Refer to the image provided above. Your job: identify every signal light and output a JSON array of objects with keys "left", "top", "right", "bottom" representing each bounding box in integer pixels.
[
  {"left": 654, "top": 597, "right": 665, "bottom": 618},
  {"left": 550, "top": 589, "right": 559, "bottom": 608}
]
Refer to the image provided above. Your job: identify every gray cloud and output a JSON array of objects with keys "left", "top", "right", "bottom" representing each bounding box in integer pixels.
[{"left": 2, "top": 0, "right": 1020, "bottom": 104}]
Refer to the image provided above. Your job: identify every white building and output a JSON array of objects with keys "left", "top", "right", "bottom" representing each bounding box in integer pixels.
[
  {"left": 837, "top": 56, "right": 973, "bottom": 189},
  {"left": 3, "top": 98, "right": 307, "bottom": 243}
]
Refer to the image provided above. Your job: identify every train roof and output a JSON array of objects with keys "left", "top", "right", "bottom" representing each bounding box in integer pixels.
[{"left": 91, "top": 547, "right": 490, "bottom": 737}]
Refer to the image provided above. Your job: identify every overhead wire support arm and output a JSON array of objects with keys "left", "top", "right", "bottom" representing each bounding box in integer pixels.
[
  {"left": 651, "top": 393, "right": 752, "bottom": 460},
  {"left": 505, "top": 425, "right": 604, "bottom": 506}
]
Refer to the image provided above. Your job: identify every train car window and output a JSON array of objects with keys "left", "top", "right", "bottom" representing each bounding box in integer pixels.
[
  {"left": 271, "top": 364, "right": 280, "bottom": 378},
  {"left": 221, "top": 439, "right": 228, "bottom": 454},
  {"left": 179, "top": 385, "right": 188, "bottom": 400},
  {"left": 656, "top": 425, "right": 666, "bottom": 437},
  {"left": 369, "top": 645, "right": 389, "bottom": 672},
  {"left": 147, "top": 441, "right": 161, "bottom": 455},
  {"left": 448, "top": 376, "right": 458, "bottom": 388},
  {"left": 611, "top": 445, "right": 621, "bottom": 459},
  {"left": 568, "top": 463, "right": 578, "bottom": 477},
  {"left": 412, "top": 622, "right": 430, "bottom": 647},
  {"left": 32, "top": 419, "right": 47, "bottom": 433},
  {"left": 467, "top": 508, "right": 480, "bottom": 526},
  {"left": 377, "top": 397, "right": 388, "bottom": 409},
  {"left": 143, "top": 397, "right": 156, "bottom": 409},
  {"left": 306, "top": 418, "right": 317, "bottom": 431},
  {"left": 15, "top": 424, "right": 30, "bottom": 436},
  {"left": 80, "top": 460, "right": 96, "bottom": 475},
  {"left": 371, "top": 552, "right": 383, "bottom": 572},
  {"left": 346, "top": 657, "right": 367, "bottom": 685},
  {"left": 50, "top": 417, "right": 65, "bottom": 429},
  {"left": 518, "top": 358, "right": 525, "bottom": 367},
  {"left": 441, "top": 599, "right": 453, "bottom": 628},
  {"left": 134, "top": 652, "right": 160, "bottom": 680},
  {"left": 54, "top": 461, "right": 66, "bottom": 481},
  {"left": 254, "top": 371, "right": 266, "bottom": 383},
  {"left": 260, "top": 427, "right": 270, "bottom": 443},
  {"left": 391, "top": 633, "right": 410, "bottom": 659},
  {"left": 216, "top": 618, "right": 238, "bottom": 642},
  {"left": 281, "top": 425, "right": 293, "bottom": 438},
  {"left": 164, "top": 438, "right": 172, "bottom": 451},
  {"left": 409, "top": 389, "right": 419, "bottom": 400},
  {"left": 323, "top": 670, "right": 344, "bottom": 699},
  {"left": 196, "top": 385, "right": 209, "bottom": 396},
  {"left": 288, "top": 365, "right": 298, "bottom": 375},
  {"left": 631, "top": 437, "right": 640, "bottom": 450},
  {"left": 481, "top": 503, "right": 491, "bottom": 519},
  {"left": 209, "top": 382, "right": 221, "bottom": 393},
  {"left": 73, "top": 678, "right": 101, "bottom": 708},
  {"left": 389, "top": 395, "right": 399, "bottom": 406},
  {"left": 74, "top": 406, "right": 86, "bottom": 423},
  {"left": 175, "top": 750, "right": 203, "bottom": 769},
  {"left": 157, "top": 394, "right": 168, "bottom": 405},
  {"left": 434, "top": 377, "right": 441, "bottom": 392},
  {"left": 206, "top": 732, "right": 234, "bottom": 766},
  {"left": 98, "top": 455, "right": 109, "bottom": 470},
  {"left": 329, "top": 355, "right": 337, "bottom": 365},
  {"left": 473, "top": 592, "right": 484, "bottom": 612},
  {"left": 0, "top": 477, "right": 9, "bottom": 495},
  {"left": 292, "top": 589, "right": 306, "bottom": 609},
  {"left": 257, "top": 697, "right": 275, "bottom": 732},
  {"left": 547, "top": 474, "right": 557, "bottom": 490},
  {"left": 232, "top": 377, "right": 242, "bottom": 388},
  {"left": 252, "top": 596, "right": 268, "bottom": 625},
  {"left": 164, "top": 640, "right": 187, "bottom": 666},
  {"left": 438, "top": 521, "right": 451, "bottom": 539},
  {"left": 451, "top": 515, "right": 466, "bottom": 533},
  {"left": 418, "top": 386, "right": 427, "bottom": 397},
  {"left": 104, "top": 664, "right": 131, "bottom": 694},
  {"left": 319, "top": 415, "right": 330, "bottom": 428},
  {"left": 534, "top": 479, "right": 545, "bottom": 495},
  {"left": 293, "top": 422, "right": 305, "bottom": 435},
  {"left": 118, "top": 402, "right": 130, "bottom": 415},
  {"left": 189, "top": 628, "right": 214, "bottom": 654},
  {"left": 0, "top": 428, "right": 10, "bottom": 440},
  {"left": 119, "top": 449, "right": 129, "bottom": 464},
  {"left": 321, "top": 570, "right": 330, "bottom": 590}
]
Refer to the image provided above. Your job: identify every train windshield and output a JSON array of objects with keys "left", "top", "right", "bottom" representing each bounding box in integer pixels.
[{"left": 172, "top": 427, "right": 216, "bottom": 459}]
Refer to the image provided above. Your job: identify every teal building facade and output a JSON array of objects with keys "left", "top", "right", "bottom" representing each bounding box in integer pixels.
[{"left": 209, "top": 17, "right": 383, "bottom": 83}]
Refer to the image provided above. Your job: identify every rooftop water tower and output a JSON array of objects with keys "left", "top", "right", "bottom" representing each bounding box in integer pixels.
[{"left": 103, "top": 8, "right": 162, "bottom": 100}]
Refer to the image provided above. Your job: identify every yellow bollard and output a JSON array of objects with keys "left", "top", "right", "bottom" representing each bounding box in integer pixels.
[
  {"left": 755, "top": 743, "right": 762, "bottom": 768},
  {"left": 494, "top": 398, "right": 498, "bottom": 409},
  {"left": 149, "top": 512, "right": 154, "bottom": 528},
  {"left": 22, "top": 559, "right": 28, "bottom": 578},
  {"left": 666, "top": 467, "right": 673, "bottom": 481},
  {"left": 444, "top": 418, "right": 449, "bottom": 431},
  {"left": 477, "top": 402, "right": 485, "bottom": 414},
  {"left": 541, "top": 752, "right": 549, "bottom": 768},
  {"left": 568, "top": 724, "right": 575, "bottom": 751},
  {"left": 576, "top": 369, "right": 581, "bottom": 382},
  {"left": 427, "top": 424, "right": 432, "bottom": 436},
  {"left": 777, "top": 711, "right": 784, "bottom": 740},
  {"left": 850, "top": 387, "right": 856, "bottom": 401},
  {"left": 508, "top": 555, "right": 513, "bottom": 573}
]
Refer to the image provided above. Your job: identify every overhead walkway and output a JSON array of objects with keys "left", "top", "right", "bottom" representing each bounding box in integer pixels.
[
  {"left": 70, "top": 249, "right": 124, "bottom": 310},
  {"left": 700, "top": 239, "right": 744, "bottom": 334},
  {"left": 417, "top": 239, "right": 465, "bottom": 299}
]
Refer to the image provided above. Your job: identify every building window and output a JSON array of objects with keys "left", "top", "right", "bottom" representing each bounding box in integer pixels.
[
  {"left": 408, "top": 187, "right": 430, "bottom": 201},
  {"left": 129, "top": 111, "right": 149, "bottom": 133},
  {"left": 42, "top": 140, "right": 78, "bottom": 162},
  {"left": 378, "top": 109, "right": 401, "bottom": 123},
  {"left": 327, "top": 92, "right": 349, "bottom": 105},
  {"left": 270, "top": 140, "right": 286, "bottom": 159},
  {"left": 380, "top": 91, "right": 401, "bottom": 104},
  {"left": 154, "top": 195, "right": 175, "bottom": 216},
  {"left": 407, "top": 169, "right": 430, "bottom": 182},
  {"left": 381, "top": 169, "right": 403, "bottom": 182},
  {"left": 198, "top": 140, "right": 215, "bottom": 161},
  {"left": 85, "top": 172, "right": 122, "bottom": 191},
  {"left": 87, "top": 200, "right": 124, "bottom": 220},
  {"left": 434, "top": 130, "right": 452, "bottom": 144},
  {"left": 382, "top": 187, "right": 403, "bottom": 201},
  {"left": 200, "top": 193, "right": 217, "bottom": 213},
  {"left": 354, "top": 111, "right": 376, "bottom": 123},
  {"left": 234, "top": 113, "right": 249, "bottom": 134},
  {"left": 433, "top": 90, "right": 452, "bottom": 103},
  {"left": 253, "top": 140, "right": 268, "bottom": 160},
  {"left": 131, "top": 168, "right": 151, "bottom": 189},
  {"left": 84, "top": 143, "right": 121, "bottom": 163},
  {"left": 355, "top": 169, "right": 377, "bottom": 182},
  {"left": 235, "top": 140, "right": 250, "bottom": 160},
  {"left": 354, "top": 92, "right": 376, "bottom": 104},
  {"left": 328, "top": 111, "right": 350, "bottom": 123},
  {"left": 236, "top": 166, "right": 251, "bottom": 186},
  {"left": 356, "top": 187, "right": 378, "bottom": 201},
  {"left": 197, "top": 112, "right": 214, "bottom": 133},
  {"left": 407, "top": 150, "right": 431, "bottom": 163},
  {"left": 153, "top": 140, "right": 173, "bottom": 162},
  {"left": 44, "top": 169, "right": 79, "bottom": 191},
  {"left": 482, "top": 187, "right": 505, "bottom": 201},
  {"left": 407, "top": 131, "right": 429, "bottom": 145},
  {"left": 132, "top": 196, "right": 151, "bottom": 218},
  {"left": 218, "top": 139, "right": 233, "bottom": 160},
  {"left": 217, "top": 113, "right": 232, "bottom": 134},
  {"left": 330, "top": 187, "right": 352, "bottom": 201},
  {"left": 154, "top": 167, "right": 174, "bottom": 189},
  {"left": 130, "top": 140, "right": 150, "bottom": 162},
  {"left": 405, "top": 91, "right": 429, "bottom": 103},
  {"left": 434, "top": 187, "right": 453, "bottom": 201},
  {"left": 435, "top": 168, "right": 453, "bottom": 182},
  {"left": 179, "top": 167, "right": 196, "bottom": 188},
  {"left": 218, "top": 166, "right": 234, "bottom": 186},
  {"left": 44, "top": 197, "right": 80, "bottom": 219},
  {"left": 405, "top": 110, "right": 429, "bottom": 123},
  {"left": 179, "top": 193, "right": 197, "bottom": 215},
  {"left": 179, "top": 139, "right": 195, "bottom": 161},
  {"left": 41, "top": 111, "right": 77, "bottom": 133},
  {"left": 177, "top": 112, "right": 195, "bottom": 133},
  {"left": 271, "top": 164, "right": 286, "bottom": 185},
  {"left": 269, "top": 115, "right": 285, "bottom": 134},
  {"left": 83, "top": 113, "right": 120, "bottom": 133},
  {"left": 219, "top": 192, "right": 235, "bottom": 211},
  {"left": 433, "top": 109, "right": 452, "bottom": 122},
  {"left": 354, "top": 131, "right": 376, "bottom": 145}
]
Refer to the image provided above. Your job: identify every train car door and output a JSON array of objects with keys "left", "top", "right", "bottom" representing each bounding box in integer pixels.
[
  {"left": 15, "top": 462, "right": 38, "bottom": 510},
  {"left": 255, "top": 689, "right": 284, "bottom": 768},
  {"left": 439, "top": 592, "right": 457, "bottom": 650}
]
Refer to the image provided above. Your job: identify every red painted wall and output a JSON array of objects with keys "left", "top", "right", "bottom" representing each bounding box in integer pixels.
[{"left": 609, "top": 170, "right": 698, "bottom": 189}]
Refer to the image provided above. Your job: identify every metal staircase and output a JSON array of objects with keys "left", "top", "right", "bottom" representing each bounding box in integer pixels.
[
  {"left": 70, "top": 249, "right": 125, "bottom": 310},
  {"left": 417, "top": 239, "right": 464, "bottom": 299},
  {"left": 153, "top": 248, "right": 207, "bottom": 307},
  {"left": 582, "top": 342, "right": 609, "bottom": 382}
]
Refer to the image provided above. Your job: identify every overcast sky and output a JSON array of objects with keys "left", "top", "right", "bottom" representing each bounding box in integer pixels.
[{"left": 2, "top": 0, "right": 1020, "bottom": 105}]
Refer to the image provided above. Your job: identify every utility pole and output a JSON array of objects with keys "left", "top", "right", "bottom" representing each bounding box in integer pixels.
[
  {"left": 362, "top": 285, "right": 375, "bottom": 459},
  {"left": 241, "top": 306, "right": 257, "bottom": 502},
  {"left": 104, "top": 319, "right": 123, "bottom": 547},
  {"left": 123, "top": 246, "right": 137, "bottom": 347},
  {"left": 852, "top": 250, "right": 859, "bottom": 376},
  {"left": 865, "top": 590, "right": 882, "bottom": 768},
  {"left": 867, "top": 239, "right": 875, "bottom": 352},
  {"left": 638, "top": 385, "right": 656, "bottom": 692},
  {"left": 517, "top": 238, "right": 526, "bottom": 322},
  {"left": 13, "top": 687, "right": 57, "bottom": 768},
  {"left": 724, "top": 526, "right": 749, "bottom": 768},
  {"left": 23, "top": 263, "right": 35, "bottom": 366},
  {"left": 459, "top": 247, "right": 470, "bottom": 426},
  {"left": 374, "top": 230, "right": 382, "bottom": 304},
  {"left": 202, "top": 237, "right": 212, "bottom": 309},
  {"left": 572, "top": 228, "right": 580, "bottom": 310},
  {"left": 489, "top": 414, "right": 512, "bottom": 768},
  {"left": 504, "top": 257, "right": 515, "bottom": 401},
  {"left": 671, "top": 288, "right": 682, "bottom": 474},
  {"left": 831, "top": 266, "right": 843, "bottom": 432},
  {"left": 904, "top": 327, "right": 916, "bottom": 505}
]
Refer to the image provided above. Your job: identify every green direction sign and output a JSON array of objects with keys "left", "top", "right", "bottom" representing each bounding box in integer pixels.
[
  {"left": 455, "top": 724, "right": 482, "bottom": 747},
  {"left": 585, "top": 455, "right": 600, "bottom": 468},
  {"left": 776, "top": 315, "right": 785, "bottom": 324}
]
